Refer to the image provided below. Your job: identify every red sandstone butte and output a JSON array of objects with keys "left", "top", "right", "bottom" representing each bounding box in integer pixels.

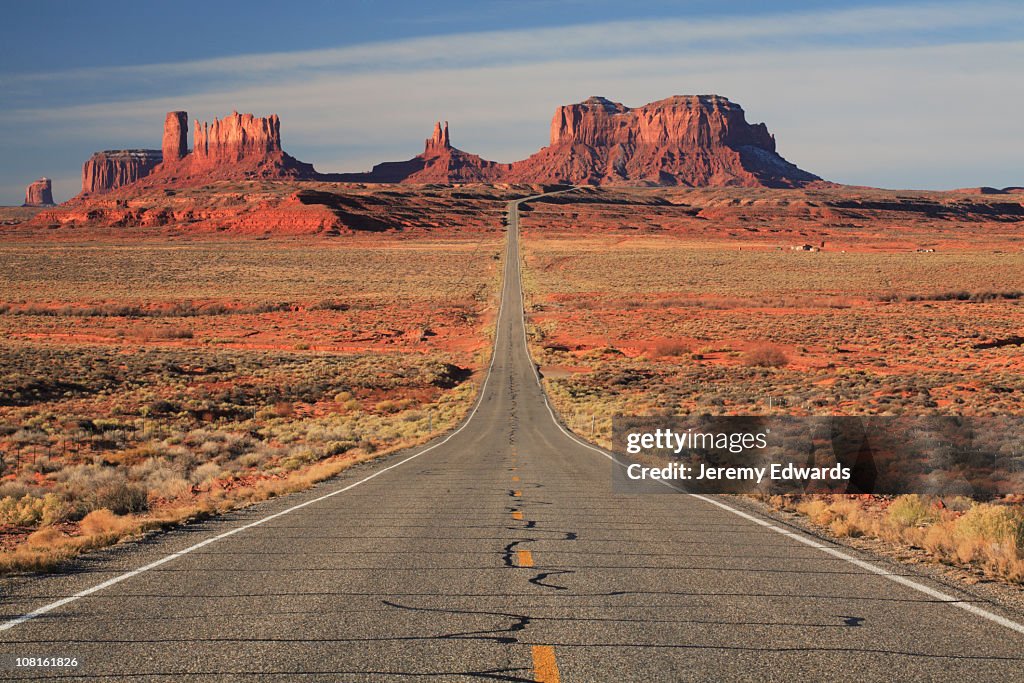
[
  {"left": 505, "top": 95, "right": 819, "bottom": 187},
  {"left": 23, "top": 177, "right": 55, "bottom": 206},
  {"left": 81, "top": 150, "right": 163, "bottom": 194}
]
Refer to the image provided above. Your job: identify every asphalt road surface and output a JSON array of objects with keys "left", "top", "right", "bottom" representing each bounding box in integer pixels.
[{"left": 2, "top": 192, "right": 1023, "bottom": 681}]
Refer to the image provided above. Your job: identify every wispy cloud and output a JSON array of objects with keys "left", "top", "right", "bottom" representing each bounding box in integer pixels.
[
  {"left": 2, "top": 2, "right": 1023, "bottom": 202},
  {"left": 5, "top": 2, "right": 1021, "bottom": 86}
]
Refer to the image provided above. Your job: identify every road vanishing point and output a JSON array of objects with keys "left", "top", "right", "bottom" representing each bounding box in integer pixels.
[{"left": 2, "top": 191, "right": 1023, "bottom": 681}]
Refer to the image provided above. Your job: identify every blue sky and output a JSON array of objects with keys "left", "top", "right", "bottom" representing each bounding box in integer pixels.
[{"left": 1, "top": 1, "right": 1022, "bottom": 202}]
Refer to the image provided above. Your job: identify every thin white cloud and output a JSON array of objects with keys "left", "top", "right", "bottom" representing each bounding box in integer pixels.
[{"left": 4, "top": 2, "right": 1021, "bottom": 86}]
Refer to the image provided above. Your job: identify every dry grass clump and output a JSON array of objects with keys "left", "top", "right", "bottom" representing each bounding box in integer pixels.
[
  {"left": 743, "top": 344, "right": 790, "bottom": 368},
  {"left": 79, "top": 508, "right": 136, "bottom": 536},
  {"left": 795, "top": 496, "right": 872, "bottom": 538},
  {"left": 785, "top": 495, "right": 1024, "bottom": 583}
]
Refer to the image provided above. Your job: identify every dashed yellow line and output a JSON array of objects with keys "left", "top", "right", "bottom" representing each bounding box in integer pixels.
[
  {"left": 517, "top": 550, "right": 534, "bottom": 568},
  {"left": 513, "top": 490, "right": 522, "bottom": 497},
  {"left": 512, "top": 510, "right": 523, "bottom": 521},
  {"left": 532, "top": 645, "right": 560, "bottom": 683},
  {"left": 512, "top": 475, "right": 520, "bottom": 482}
]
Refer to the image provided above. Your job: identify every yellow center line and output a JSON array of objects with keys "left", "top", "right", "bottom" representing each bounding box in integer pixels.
[
  {"left": 512, "top": 510, "right": 523, "bottom": 521},
  {"left": 512, "top": 475, "right": 520, "bottom": 482},
  {"left": 517, "top": 550, "right": 534, "bottom": 568},
  {"left": 513, "top": 490, "right": 522, "bottom": 497},
  {"left": 532, "top": 645, "right": 560, "bottom": 683}
]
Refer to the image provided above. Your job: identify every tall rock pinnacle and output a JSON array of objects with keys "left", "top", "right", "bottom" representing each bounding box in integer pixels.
[
  {"left": 424, "top": 121, "right": 451, "bottom": 156},
  {"left": 162, "top": 111, "right": 189, "bottom": 163}
]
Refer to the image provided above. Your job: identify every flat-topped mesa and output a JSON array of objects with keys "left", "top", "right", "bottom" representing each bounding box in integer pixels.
[
  {"left": 424, "top": 121, "right": 451, "bottom": 157},
  {"left": 192, "top": 111, "right": 282, "bottom": 166},
  {"left": 162, "top": 111, "right": 188, "bottom": 163},
  {"left": 24, "top": 177, "right": 55, "bottom": 206},
  {"left": 549, "top": 95, "right": 775, "bottom": 150},
  {"left": 512, "top": 94, "right": 818, "bottom": 187},
  {"left": 82, "top": 150, "right": 162, "bottom": 194}
]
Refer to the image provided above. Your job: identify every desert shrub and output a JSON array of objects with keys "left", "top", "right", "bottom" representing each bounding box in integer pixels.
[
  {"left": 145, "top": 399, "right": 179, "bottom": 415},
  {"left": 375, "top": 400, "right": 401, "bottom": 414},
  {"left": 143, "top": 326, "right": 194, "bottom": 340},
  {"left": 26, "top": 456, "right": 61, "bottom": 475},
  {"left": 190, "top": 462, "right": 224, "bottom": 485},
  {"left": 954, "top": 504, "right": 1024, "bottom": 552},
  {"left": 130, "top": 459, "right": 190, "bottom": 500},
  {"left": 743, "top": 344, "right": 789, "bottom": 368},
  {"left": 887, "top": 494, "right": 937, "bottom": 528},
  {"left": 55, "top": 465, "right": 148, "bottom": 516},
  {"left": 311, "top": 299, "right": 350, "bottom": 311},
  {"left": 651, "top": 340, "right": 691, "bottom": 358},
  {"left": 796, "top": 498, "right": 832, "bottom": 526},
  {"left": 281, "top": 446, "right": 318, "bottom": 471},
  {"left": 0, "top": 493, "right": 64, "bottom": 526},
  {"left": 0, "top": 482, "right": 32, "bottom": 500},
  {"left": 93, "top": 480, "right": 149, "bottom": 515}
]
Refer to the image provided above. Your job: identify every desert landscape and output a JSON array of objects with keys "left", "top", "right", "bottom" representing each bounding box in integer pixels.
[
  {"left": 0, "top": 182, "right": 516, "bottom": 570},
  {"left": 2, "top": 4, "right": 1024, "bottom": 669},
  {"left": 516, "top": 185, "right": 1024, "bottom": 581},
  {"left": 2, "top": 93, "right": 1022, "bottom": 585}
]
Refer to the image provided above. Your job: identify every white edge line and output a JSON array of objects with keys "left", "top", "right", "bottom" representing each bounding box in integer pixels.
[
  {"left": 0, "top": 193, "right": 544, "bottom": 634},
  {"left": 511, "top": 196, "right": 1024, "bottom": 638}
]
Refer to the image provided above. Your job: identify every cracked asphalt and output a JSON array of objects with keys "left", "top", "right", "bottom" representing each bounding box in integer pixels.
[{"left": 1, "top": 193, "right": 1023, "bottom": 681}]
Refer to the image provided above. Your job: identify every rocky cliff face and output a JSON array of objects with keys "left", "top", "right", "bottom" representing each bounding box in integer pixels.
[
  {"left": 82, "top": 150, "right": 162, "bottom": 194},
  {"left": 23, "top": 177, "right": 54, "bottom": 206},
  {"left": 192, "top": 111, "right": 282, "bottom": 166},
  {"left": 162, "top": 111, "right": 188, "bottom": 163},
  {"left": 507, "top": 95, "right": 818, "bottom": 187}
]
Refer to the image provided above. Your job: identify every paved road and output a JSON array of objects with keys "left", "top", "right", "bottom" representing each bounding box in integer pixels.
[{"left": 2, "top": 192, "right": 1023, "bottom": 681}]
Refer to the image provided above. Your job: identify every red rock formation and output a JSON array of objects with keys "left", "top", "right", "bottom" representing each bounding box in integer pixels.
[
  {"left": 351, "top": 122, "right": 510, "bottom": 184},
  {"left": 23, "top": 177, "right": 54, "bottom": 206},
  {"left": 162, "top": 111, "right": 188, "bottom": 163},
  {"left": 192, "top": 111, "right": 282, "bottom": 166},
  {"left": 67, "top": 95, "right": 819, "bottom": 196},
  {"left": 424, "top": 121, "right": 451, "bottom": 156},
  {"left": 348, "top": 95, "right": 818, "bottom": 186},
  {"left": 75, "top": 110, "right": 317, "bottom": 198},
  {"left": 81, "top": 150, "right": 162, "bottom": 194},
  {"left": 507, "top": 95, "right": 818, "bottom": 187}
]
